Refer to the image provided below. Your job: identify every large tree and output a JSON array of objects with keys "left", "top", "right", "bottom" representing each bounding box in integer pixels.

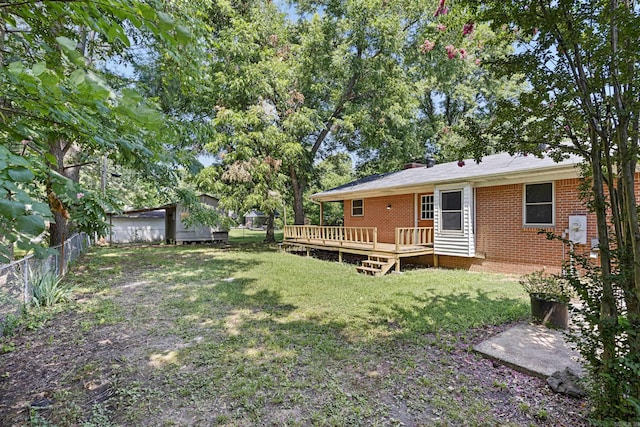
[
  {"left": 0, "top": 0, "right": 191, "bottom": 261},
  {"left": 460, "top": 0, "right": 640, "bottom": 420},
  {"left": 189, "top": 0, "right": 520, "bottom": 225},
  {"left": 304, "top": 153, "right": 354, "bottom": 226}
]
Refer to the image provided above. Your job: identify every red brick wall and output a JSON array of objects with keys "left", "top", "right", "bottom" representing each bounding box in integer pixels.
[
  {"left": 344, "top": 194, "right": 416, "bottom": 243},
  {"left": 341, "top": 177, "right": 632, "bottom": 274},
  {"left": 439, "top": 178, "right": 595, "bottom": 273},
  {"left": 437, "top": 256, "right": 562, "bottom": 275}
]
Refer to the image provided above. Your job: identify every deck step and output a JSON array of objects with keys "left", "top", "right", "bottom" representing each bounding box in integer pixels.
[
  {"left": 362, "top": 260, "right": 387, "bottom": 267},
  {"left": 356, "top": 266, "right": 383, "bottom": 277},
  {"left": 356, "top": 266, "right": 381, "bottom": 273},
  {"left": 368, "top": 255, "right": 392, "bottom": 261},
  {"left": 356, "top": 255, "right": 396, "bottom": 277}
]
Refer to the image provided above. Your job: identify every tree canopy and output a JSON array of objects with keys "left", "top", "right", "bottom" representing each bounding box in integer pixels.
[
  {"left": 179, "top": 0, "right": 521, "bottom": 227},
  {"left": 458, "top": 0, "right": 640, "bottom": 420},
  {"left": 0, "top": 0, "right": 195, "bottom": 262}
]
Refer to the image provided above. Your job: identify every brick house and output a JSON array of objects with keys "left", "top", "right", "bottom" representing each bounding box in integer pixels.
[{"left": 296, "top": 152, "right": 596, "bottom": 275}]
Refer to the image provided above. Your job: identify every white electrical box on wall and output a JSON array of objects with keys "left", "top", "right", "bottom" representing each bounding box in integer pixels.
[{"left": 568, "top": 215, "right": 587, "bottom": 244}]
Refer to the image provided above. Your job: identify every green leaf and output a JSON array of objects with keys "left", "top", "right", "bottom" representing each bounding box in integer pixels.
[
  {"left": 32, "top": 62, "right": 47, "bottom": 76},
  {"left": 8, "top": 61, "right": 24, "bottom": 74},
  {"left": 0, "top": 199, "right": 24, "bottom": 219},
  {"left": 138, "top": 3, "right": 156, "bottom": 21},
  {"left": 121, "top": 88, "right": 143, "bottom": 103},
  {"left": 8, "top": 167, "right": 35, "bottom": 182},
  {"left": 0, "top": 246, "right": 9, "bottom": 264},
  {"left": 39, "top": 72, "right": 60, "bottom": 88},
  {"left": 4, "top": 14, "right": 16, "bottom": 27},
  {"left": 108, "top": 24, "right": 131, "bottom": 47},
  {"left": 157, "top": 12, "right": 174, "bottom": 30},
  {"left": 16, "top": 239, "right": 31, "bottom": 250},
  {"left": 55, "top": 36, "right": 78, "bottom": 52},
  {"left": 33, "top": 246, "right": 58, "bottom": 259},
  {"left": 30, "top": 201, "right": 53, "bottom": 218},
  {"left": 129, "top": 14, "right": 141, "bottom": 28},
  {"left": 16, "top": 214, "right": 46, "bottom": 236},
  {"left": 7, "top": 152, "right": 30, "bottom": 167},
  {"left": 55, "top": 37, "right": 86, "bottom": 67},
  {"left": 44, "top": 153, "right": 58, "bottom": 166},
  {"left": 176, "top": 25, "right": 192, "bottom": 44},
  {"left": 69, "top": 69, "right": 86, "bottom": 85}
]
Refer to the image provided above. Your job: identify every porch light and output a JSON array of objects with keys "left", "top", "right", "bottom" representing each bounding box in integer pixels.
[{"left": 387, "top": 204, "right": 392, "bottom": 210}]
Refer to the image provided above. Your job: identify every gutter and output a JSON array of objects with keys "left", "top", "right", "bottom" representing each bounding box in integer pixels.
[{"left": 310, "top": 163, "right": 581, "bottom": 203}]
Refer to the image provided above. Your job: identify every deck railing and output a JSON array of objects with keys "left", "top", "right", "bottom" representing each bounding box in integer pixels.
[
  {"left": 395, "top": 227, "right": 433, "bottom": 252},
  {"left": 284, "top": 225, "right": 378, "bottom": 249},
  {"left": 284, "top": 225, "right": 434, "bottom": 253}
]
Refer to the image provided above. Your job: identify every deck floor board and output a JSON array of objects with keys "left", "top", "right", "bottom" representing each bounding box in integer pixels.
[{"left": 282, "top": 238, "right": 434, "bottom": 258}]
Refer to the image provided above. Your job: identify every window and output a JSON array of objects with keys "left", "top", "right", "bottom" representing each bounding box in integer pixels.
[
  {"left": 524, "top": 183, "right": 554, "bottom": 225},
  {"left": 421, "top": 195, "right": 434, "bottom": 220},
  {"left": 351, "top": 199, "right": 364, "bottom": 216},
  {"left": 441, "top": 190, "right": 462, "bottom": 231}
]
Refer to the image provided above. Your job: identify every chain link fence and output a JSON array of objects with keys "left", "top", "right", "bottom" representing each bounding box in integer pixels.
[{"left": 0, "top": 233, "right": 92, "bottom": 327}]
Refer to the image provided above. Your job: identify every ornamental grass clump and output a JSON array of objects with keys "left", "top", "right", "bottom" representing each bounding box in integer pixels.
[
  {"left": 31, "top": 271, "right": 72, "bottom": 308},
  {"left": 519, "top": 271, "right": 571, "bottom": 304}
]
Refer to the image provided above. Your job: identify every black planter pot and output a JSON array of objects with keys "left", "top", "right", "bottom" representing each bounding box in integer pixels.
[{"left": 530, "top": 294, "right": 569, "bottom": 329}]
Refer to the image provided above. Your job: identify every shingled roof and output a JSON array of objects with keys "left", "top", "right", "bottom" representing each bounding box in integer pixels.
[{"left": 311, "top": 152, "right": 583, "bottom": 202}]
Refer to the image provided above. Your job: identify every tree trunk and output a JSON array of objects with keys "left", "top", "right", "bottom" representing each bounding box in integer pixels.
[
  {"left": 591, "top": 143, "right": 618, "bottom": 374},
  {"left": 47, "top": 139, "right": 81, "bottom": 247},
  {"left": 290, "top": 165, "right": 305, "bottom": 225},
  {"left": 264, "top": 213, "right": 275, "bottom": 243},
  {"left": 48, "top": 209, "right": 68, "bottom": 248}
]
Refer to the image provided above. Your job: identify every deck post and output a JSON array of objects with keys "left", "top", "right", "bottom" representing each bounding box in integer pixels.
[
  {"left": 434, "top": 254, "right": 439, "bottom": 268},
  {"left": 339, "top": 251, "right": 343, "bottom": 263},
  {"left": 395, "top": 258, "right": 400, "bottom": 272},
  {"left": 394, "top": 228, "right": 400, "bottom": 253},
  {"left": 373, "top": 228, "right": 377, "bottom": 250},
  {"left": 306, "top": 247, "right": 310, "bottom": 257}
]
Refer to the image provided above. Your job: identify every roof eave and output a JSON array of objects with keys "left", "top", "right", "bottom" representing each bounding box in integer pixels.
[{"left": 310, "top": 163, "right": 581, "bottom": 202}]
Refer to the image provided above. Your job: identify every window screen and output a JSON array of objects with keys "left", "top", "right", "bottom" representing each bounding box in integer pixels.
[{"left": 441, "top": 191, "right": 462, "bottom": 231}]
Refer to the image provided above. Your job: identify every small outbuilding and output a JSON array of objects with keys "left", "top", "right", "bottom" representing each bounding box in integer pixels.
[
  {"left": 109, "top": 195, "right": 228, "bottom": 245},
  {"left": 109, "top": 209, "right": 166, "bottom": 243},
  {"left": 244, "top": 210, "right": 267, "bottom": 229}
]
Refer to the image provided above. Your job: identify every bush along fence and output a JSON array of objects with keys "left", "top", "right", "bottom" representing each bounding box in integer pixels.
[{"left": 0, "top": 233, "right": 92, "bottom": 332}]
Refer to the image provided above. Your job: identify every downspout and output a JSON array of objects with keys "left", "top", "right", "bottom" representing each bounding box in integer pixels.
[
  {"left": 472, "top": 187, "right": 477, "bottom": 257},
  {"left": 414, "top": 193, "right": 418, "bottom": 228}
]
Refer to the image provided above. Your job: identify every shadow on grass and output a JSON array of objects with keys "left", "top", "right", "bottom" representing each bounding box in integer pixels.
[
  {"left": 223, "top": 241, "right": 282, "bottom": 254},
  {"left": 212, "top": 279, "right": 297, "bottom": 315},
  {"left": 2, "top": 245, "right": 567, "bottom": 427},
  {"left": 366, "top": 290, "right": 529, "bottom": 336},
  {"left": 159, "top": 284, "right": 530, "bottom": 424}
]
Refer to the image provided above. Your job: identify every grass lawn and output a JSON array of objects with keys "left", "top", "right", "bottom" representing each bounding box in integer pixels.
[
  {"left": 0, "top": 242, "right": 588, "bottom": 426},
  {"left": 228, "top": 227, "right": 283, "bottom": 243}
]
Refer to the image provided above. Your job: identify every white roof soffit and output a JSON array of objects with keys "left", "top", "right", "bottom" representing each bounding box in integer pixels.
[{"left": 311, "top": 152, "right": 583, "bottom": 202}]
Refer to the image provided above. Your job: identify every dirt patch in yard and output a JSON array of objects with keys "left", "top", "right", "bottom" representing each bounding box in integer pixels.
[{"left": 0, "top": 246, "right": 589, "bottom": 426}]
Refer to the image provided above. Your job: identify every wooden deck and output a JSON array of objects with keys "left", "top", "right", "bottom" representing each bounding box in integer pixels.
[{"left": 282, "top": 225, "right": 435, "bottom": 273}]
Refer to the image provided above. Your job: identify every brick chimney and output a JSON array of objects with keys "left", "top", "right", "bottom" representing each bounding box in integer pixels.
[{"left": 403, "top": 162, "right": 425, "bottom": 170}]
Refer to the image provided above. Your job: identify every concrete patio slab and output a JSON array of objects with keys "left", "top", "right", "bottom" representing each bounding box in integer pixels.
[{"left": 474, "top": 323, "right": 584, "bottom": 378}]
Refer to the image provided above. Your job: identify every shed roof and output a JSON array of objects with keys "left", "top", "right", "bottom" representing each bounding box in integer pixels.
[
  {"left": 108, "top": 194, "right": 219, "bottom": 215},
  {"left": 244, "top": 209, "right": 265, "bottom": 218},
  {"left": 111, "top": 209, "right": 165, "bottom": 219},
  {"left": 311, "top": 152, "right": 583, "bottom": 202}
]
